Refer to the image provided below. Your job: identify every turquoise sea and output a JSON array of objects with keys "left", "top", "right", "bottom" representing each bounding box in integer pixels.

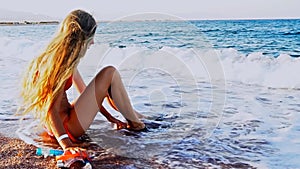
[{"left": 0, "top": 19, "right": 300, "bottom": 168}]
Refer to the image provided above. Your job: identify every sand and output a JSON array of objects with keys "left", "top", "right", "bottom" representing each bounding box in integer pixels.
[{"left": 0, "top": 134, "right": 168, "bottom": 169}]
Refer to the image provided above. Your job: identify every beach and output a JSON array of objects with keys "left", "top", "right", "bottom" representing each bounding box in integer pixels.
[
  {"left": 0, "top": 134, "right": 168, "bottom": 169},
  {"left": 1, "top": 0, "right": 300, "bottom": 167},
  {"left": 0, "top": 134, "right": 57, "bottom": 169},
  {"left": 1, "top": 19, "right": 300, "bottom": 168}
]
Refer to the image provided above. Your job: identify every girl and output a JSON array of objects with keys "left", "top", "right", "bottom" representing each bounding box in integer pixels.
[{"left": 19, "top": 9, "right": 145, "bottom": 154}]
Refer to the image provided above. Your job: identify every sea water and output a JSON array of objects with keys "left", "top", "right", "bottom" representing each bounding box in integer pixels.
[{"left": 1, "top": 19, "right": 300, "bottom": 168}]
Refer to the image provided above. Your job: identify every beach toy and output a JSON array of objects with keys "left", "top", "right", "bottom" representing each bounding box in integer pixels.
[{"left": 36, "top": 147, "right": 64, "bottom": 157}]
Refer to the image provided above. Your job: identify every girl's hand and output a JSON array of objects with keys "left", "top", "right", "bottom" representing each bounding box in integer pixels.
[{"left": 64, "top": 147, "right": 87, "bottom": 155}]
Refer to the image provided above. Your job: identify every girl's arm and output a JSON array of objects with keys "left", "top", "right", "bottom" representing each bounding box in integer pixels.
[
  {"left": 47, "top": 87, "right": 73, "bottom": 150},
  {"left": 73, "top": 68, "right": 86, "bottom": 94}
]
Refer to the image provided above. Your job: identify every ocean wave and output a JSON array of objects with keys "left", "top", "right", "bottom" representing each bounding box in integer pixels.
[
  {"left": 1, "top": 37, "right": 300, "bottom": 89},
  {"left": 282, "top": 31, "right": 300, "bottom": 35},
  {"left": 86, "top": 44, "right": 300, "bottom": 89}
]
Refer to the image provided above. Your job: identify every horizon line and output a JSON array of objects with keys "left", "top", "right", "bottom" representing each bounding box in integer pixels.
[{"left": 0, "top": 17, "right": 299, "bottom": 24}]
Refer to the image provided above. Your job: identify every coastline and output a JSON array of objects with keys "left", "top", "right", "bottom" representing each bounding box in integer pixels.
[
  {"left": 0, "top": 21, "right": 59, "bottom": 26},
  {"left": 0, "top": 134, "right": 168, "bottom": 169}
]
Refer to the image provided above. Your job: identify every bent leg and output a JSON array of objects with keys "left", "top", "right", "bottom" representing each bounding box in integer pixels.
[
  {"left": 67, "top": 66, "right": 144, "bottom": 137},
  {"left": 109, "top": 68, "right": 145, "bottom": 130}
]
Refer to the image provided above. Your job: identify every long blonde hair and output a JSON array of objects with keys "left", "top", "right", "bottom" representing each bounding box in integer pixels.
[{"left": 19, "top": 9, "right": 96, "bottom": 122}]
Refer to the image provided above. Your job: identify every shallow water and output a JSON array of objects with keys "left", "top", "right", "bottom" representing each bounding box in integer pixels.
[
  {"left": 1, "top": 20, "right": 300, "bottom": 168},
  {"left": 84, "top": 81, "right": 300, "bottom": 168},
  {"left": 14, "top": 79, "right": 300, "bottom": 168}
]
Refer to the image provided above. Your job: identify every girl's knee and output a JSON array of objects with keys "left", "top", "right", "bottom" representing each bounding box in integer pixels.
[
  {"left": 102, "top": 66, "right": 118, "bottom": 76},
  {"left": 96, "top": 66, "right": 117, "bottom": 80},
  {"left": 103, "top": 66, "right": 116, "bottom": 74}
]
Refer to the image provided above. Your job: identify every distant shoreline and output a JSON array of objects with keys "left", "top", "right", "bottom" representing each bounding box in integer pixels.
[{"left": 0, "top": 21, "right": 59, "bottom": 26}]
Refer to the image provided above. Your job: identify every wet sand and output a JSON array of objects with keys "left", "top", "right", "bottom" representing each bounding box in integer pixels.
[{"left": 0, "top": 134, "right": 168, "bottom": 169}]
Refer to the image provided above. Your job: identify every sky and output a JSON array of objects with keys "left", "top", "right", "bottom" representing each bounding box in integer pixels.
[{"left": 0, "top": 0, "right": 300, "bottom": 21}]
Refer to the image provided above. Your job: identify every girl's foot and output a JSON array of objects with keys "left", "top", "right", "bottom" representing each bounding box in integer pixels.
[
  {"left": 134, "top": 110, "right": 146, "bottom": 119},
  {"left": 126, "top": 119, "right": 146, "bottom": 131}
]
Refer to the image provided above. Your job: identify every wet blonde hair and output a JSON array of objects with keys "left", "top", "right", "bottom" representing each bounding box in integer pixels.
[{"left": 19, "top": 9, "right": 97, "bottom": 122}]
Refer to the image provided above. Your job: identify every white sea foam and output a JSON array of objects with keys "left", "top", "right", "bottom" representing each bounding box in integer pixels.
[
  {"left": 82, "top": 44, "right": 300, "bottom": 89},
  {"left": 1, "top": 37, "right": 300, "bottom": 90}
]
